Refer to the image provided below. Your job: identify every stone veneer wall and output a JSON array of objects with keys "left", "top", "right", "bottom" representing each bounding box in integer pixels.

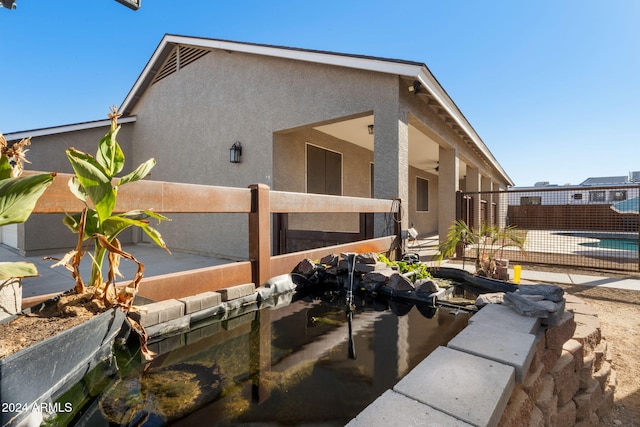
[{"left": 498, "top": 294, "right": 616, "bottom": 426}]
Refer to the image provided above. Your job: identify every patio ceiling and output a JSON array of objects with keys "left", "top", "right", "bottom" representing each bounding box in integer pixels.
[{"left": 314, "top": 115, "right": 468, "bottom": 176}]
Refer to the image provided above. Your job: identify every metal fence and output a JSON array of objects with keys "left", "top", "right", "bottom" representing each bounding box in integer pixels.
[{"left": 458, "top": 185, "right": 640, "bottom": 272}]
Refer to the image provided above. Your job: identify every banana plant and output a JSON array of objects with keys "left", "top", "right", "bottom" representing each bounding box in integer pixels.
[
  {"left": 0, "top": 134, "right": 55, "bottom": 281},
  {"left": 59, "top": 107, "right": 169, "bottom": 305}
]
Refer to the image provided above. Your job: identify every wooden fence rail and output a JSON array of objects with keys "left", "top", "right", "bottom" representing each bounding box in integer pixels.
[{"left": 31, "top": 173, "right": 401, "bottom": 301}]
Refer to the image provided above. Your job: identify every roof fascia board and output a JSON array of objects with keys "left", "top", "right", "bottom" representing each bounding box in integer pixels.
[
  {"left": 4, "top": 116, "right": 136, "bottom": 141},
  {"left": 174, "top": 36, "right": 424, "bottom": 76},
  {"left": 120, "top": 35, "right": 176, "bottom": 114}
]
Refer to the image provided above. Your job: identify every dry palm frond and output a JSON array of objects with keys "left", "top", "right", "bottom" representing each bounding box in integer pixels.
[
  {"left": 1, "top": 133, "right": 33, "bottom": 177},
  {"left": 92, "top": 233, "right": 145, "bottom": 310},
  {"left": 45, "top": 208, "right": 89, "bottom": 294}
]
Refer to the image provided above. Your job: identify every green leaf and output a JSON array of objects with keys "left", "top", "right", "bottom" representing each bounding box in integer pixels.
[
  {"left": 0, "top": 173, "right": 55, "bottom": 227},
  {"left": 119, "top": 209, "right": 170, "bottom": 223},
  {"left": 67, "top": 176, "right": 88, "bottom": 204},
  {"left": 96, "top": 126, "right": 125, "bottom": 177},
  {"left": 101, "top": 216, "right": 140, "bottom": 241},
  {"left": 66, "top": 148, "right": 116, "bottom": 223},
  {"left": 0, "top": 261, "right": 39, "bottom": 280},
  {"left": 63, "top": 210, "right": 100, "bottom": 240},
  {"left": 101, "top": 214, "right": 168, "bottom": 250},
  {"left": 118, "top": 158, "right": 156, "bottom": 187},
  {"left": 140, "top": 223, "right": 169, "bottom": 250},
  {"left": 0, "top": 156, "right": 13, "bottom": 180}
]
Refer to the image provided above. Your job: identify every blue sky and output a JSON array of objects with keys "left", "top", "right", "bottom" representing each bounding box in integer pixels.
[{"left": 1, "top": 0, "right": 638, "bottom": 187}]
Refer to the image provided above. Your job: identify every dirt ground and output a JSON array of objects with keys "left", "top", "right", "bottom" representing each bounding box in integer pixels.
[
  {"left": 0, "top": 292, "right": 105, "bottom": 358},
  {"left": 520, "top": 264, "right": 640, "bottom": 426},
  {"left": 558, "top": 283, "right": 640, "bottom": 426}
]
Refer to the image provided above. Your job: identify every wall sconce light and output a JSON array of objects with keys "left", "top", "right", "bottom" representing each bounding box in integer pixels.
[
  {"left": 230, "top": 141, "right": 242, "bottom": 163},
  {"left": 408, "top": 80, "right": 421, "bottom": 94},
  {"left": 367, "top": 124, "right": 374, "bottom": 135}
]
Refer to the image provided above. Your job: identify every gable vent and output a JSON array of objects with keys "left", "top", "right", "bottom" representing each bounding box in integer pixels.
[{"left": 152, "top": 45, "right": 210, "bottom": 85}]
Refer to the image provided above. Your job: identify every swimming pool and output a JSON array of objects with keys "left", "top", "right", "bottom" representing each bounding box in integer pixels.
[{"left": 580, "top": 238, "right": 638, "bottom": 252}]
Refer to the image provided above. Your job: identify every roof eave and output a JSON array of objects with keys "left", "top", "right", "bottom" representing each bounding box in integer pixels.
[
  {"left": 120, "top": 34, "right": 425, "bottom": 116},
  {"left": 415, "top": 68, "right": 514, "bottom": 186},
  {"left": 4, "top": 116, "right": 137, "bottom": 141},
  {"left": 119, "top": 34, "right": 514, "bottom": 186}
]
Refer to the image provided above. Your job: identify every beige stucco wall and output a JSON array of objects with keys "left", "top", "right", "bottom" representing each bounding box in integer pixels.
[
  {"left": 13, "top": 44, "right": 512, "bottom": 260},
  {"left": 128, "top": 48, "right": 404, "bottom": 258}
]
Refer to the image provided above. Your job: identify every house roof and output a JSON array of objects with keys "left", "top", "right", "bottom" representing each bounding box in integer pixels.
[
  {"left": 120, "top": 34, "right": 513, "bottom": 186},
  {"left": 3, "top": 116, "right": 137, "bottom": 142},
  {"left": 580, "top": 176, "right": 630, "bottom": 186}
]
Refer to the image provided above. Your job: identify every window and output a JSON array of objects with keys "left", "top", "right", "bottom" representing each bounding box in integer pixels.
[
  {"left": 572, "top": 193, "right": 583, "bottom": 201},
  {"left": 589, "top": 191, "right": 606, "bottom": 202},
  {"left": 520, "top": 196, "right": 542, "bottom": 206},
  {"left": 306, "top": 144, "right": 342, "bottom": 195},
  {"left": 417, "top": 177, "right": 429, "bottom": 211},
  {"left": 609, "top": 190, "right": 627, "bottom": 202}
]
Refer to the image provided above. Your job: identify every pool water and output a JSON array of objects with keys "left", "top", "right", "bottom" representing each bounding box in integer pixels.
[
  {"left": 581, "top": 238, "right": 639, "bottom": 252},
  {"left": 50, "top": 290, "right": 471, "bottom": 426}
]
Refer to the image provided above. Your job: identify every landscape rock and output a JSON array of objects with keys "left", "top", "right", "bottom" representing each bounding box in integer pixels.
[
  {"left": 517, "top": 284, "right": 564, "bottom": 302},
  {"left": 415, "top": 278, "right": 439, "bottom": 294},
  {"left": 503, "top": 292, "right": 550, "bottom": 318},
  {"left": 320, "top": 253, "right": 338, "bottom": 266},
  {"left": 357, "top": 252, "right": 378, "bottom": 264},
  {"left": 476, "top": 292, "right": 505, "bottom": 307},
  {"left": 383, "top": 273, "right": 414, "bottom": 294},
  {"left": 294, "top": 258, "right": 317, "bottom": 276}
]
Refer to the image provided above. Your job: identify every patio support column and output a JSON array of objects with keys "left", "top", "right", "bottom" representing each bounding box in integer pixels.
[
  {"left": 467, "top": 166, "right": 481, "bottom": 228},
  {"left": 249, "top": 183, "right": 271, "bottom": 286},
  {"left": 495, "top": 183, "right": 508, "bottom": 228},
  {"left": 482, "top": 177, "right": 494, "bottom": 225},
  {"left": 438, "top": 146, "right": 459, "bottom": 244},
  {"left": 373, "top": 105, "right": 409, "bottom": 237}
]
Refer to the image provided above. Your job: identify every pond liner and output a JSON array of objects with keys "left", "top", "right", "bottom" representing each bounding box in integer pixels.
[{"left": 430, "top": 267, "right": 519, "bottom": 294}]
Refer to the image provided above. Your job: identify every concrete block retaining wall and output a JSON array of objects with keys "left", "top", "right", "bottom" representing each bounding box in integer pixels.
[{"left": 348, "top": 294, "right": 616, "bottom": 427}]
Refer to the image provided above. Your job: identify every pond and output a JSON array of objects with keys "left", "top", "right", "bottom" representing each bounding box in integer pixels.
[{"left": 48, "top": 287, "right": 472, "bottom": 426}]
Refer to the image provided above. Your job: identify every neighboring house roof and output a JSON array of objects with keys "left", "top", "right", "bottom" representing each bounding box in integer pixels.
[
  {"left": 512, "top": 173, "right": 639, "bottom": 190},
  {"left": 580, "top": 176, "right": 630, "bottom": 186},
  {"left": 3, "top": 116, "right": 137, "bottom": 142},
  {"left": 119, "top": 34, "right": 513, "bottom": 186}
]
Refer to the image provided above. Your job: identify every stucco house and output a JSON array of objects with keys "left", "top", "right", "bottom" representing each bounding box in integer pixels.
[{"left": 3, "top": 34, "right": 513, "bottom": 260}]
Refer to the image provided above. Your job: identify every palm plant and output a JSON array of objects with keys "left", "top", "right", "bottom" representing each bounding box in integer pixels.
[{"left": 435, "top": 220, "right": 526, "bottom": 278}]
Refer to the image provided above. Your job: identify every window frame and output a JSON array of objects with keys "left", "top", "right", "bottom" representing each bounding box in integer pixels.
[
  {"left": 416, "top": 176, "right": 429, "bottom": 212},
  {"left": 305, "top": 142, "right": 343, "bottom": 196}
]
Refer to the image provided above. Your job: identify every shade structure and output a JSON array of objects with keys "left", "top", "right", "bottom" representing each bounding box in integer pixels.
[{"left": 611, "top": 197, "right": 640, "bottom": 214}]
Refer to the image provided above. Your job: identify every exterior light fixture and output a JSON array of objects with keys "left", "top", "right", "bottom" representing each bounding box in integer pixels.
[
  {"left": 367, "top": 124, "right": 374, "bottom": 135},
  {"left": 230, "top": 141, "right": 242, "bottom": 163},
  {"left": 408, "top": 80, "right": 421, "bottom": 94}
]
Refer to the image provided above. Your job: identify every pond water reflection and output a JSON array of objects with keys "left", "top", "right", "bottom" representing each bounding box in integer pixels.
[{"left": 53, "top": 290, "right": 471, "bottom": 426}]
